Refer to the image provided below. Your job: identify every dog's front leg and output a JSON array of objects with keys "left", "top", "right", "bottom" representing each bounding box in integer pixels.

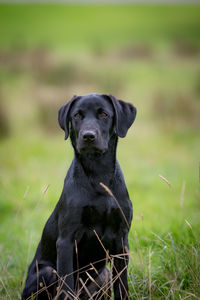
[
  {"left": 56, "top": 237, "right": 75, "bottom": 300},
  {"left": 113, "top": 254, "right": 129, "bottom": 300}
]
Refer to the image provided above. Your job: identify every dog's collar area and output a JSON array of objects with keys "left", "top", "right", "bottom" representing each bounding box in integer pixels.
[{"left": 77, "top": 149, "right": 106, "bottom": 160}]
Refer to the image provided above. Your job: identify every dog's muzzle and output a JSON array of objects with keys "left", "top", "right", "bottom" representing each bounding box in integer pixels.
[{"left": 77, "top": 129, "right": 106, "bottom": 155}]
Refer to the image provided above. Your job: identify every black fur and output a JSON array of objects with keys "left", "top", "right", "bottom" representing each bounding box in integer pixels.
[{"left": 22, "top": 93, "right": 137, "bottom": 300}]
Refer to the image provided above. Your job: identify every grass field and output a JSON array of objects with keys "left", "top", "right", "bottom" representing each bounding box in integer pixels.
[{"left": 0, "top": 4, "right": 200, "bottom": 299}]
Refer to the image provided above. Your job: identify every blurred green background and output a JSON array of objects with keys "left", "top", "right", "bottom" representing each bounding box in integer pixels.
[{"left": 0, "top": 3, "right": 200, "bottom": 299}]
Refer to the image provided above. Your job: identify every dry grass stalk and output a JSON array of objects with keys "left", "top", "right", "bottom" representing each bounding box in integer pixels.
[
  {"left": 93, "top": 229, "right": 129, "bottom": 299},
  {"left": 85, "top": 271, "right": 100, "bottom": 287},
  {"left": 166, "top": 279, "right": 176, "bottom": 300},
  {"left": 23, "top": 186, "right": 30, "bottom": 200},
  {"left": 23, "top": 256, "right": 129, "bottom": 300},
  {"left": 36, "top": 259, "right": 39, "bottom": 297},
  {"left": 134, "top": 214, "right": 144, "bottom": 221},
  {"left": 180, "top": 181, "right": 186, "bottom": 209},
  {"left": 185, "top": 219, "right": 192, "bottom": 230},
  {"left": 174, "top": 289, "right": 199, "bottom": 299},
  {"left": 42, "top": 184, "right": 50, "bottom": 195},
  {"left": 74, "top": 240, "right": 80, "bottom": 292},
  {"left": 0, "top": 277, "right": 11, "bottom": 300},
  {"left": 151, "top": 232, "right": 168, "bottom": 245},
  {"left": 159, "top": 175, "right": 172, "bottom": 188},
  {"left": 148, "top": 247, "right": 154, "bottom": 300},
  {"left": 93, "top": 230, "right": 110, "bottom": 259},
  {"left": 77, "top": 267, "right": 112, "bottom": 300},
  {"left": 79, "top": 277, "right": 92, "bottom": 299},
  {"left": 199, "top": 161, "right": 200, "bottom": 183},
  {"left": 99, "top": 182, "right": 130, "bottom": 229}
]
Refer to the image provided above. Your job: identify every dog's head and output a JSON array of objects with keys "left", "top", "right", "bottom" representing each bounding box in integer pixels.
[{"left": 58, "top": 93, "right": 137, "bottom": 155}]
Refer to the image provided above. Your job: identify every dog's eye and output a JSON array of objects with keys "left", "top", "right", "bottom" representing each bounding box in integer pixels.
[
  {"left": 74, "top": 113, "right": 82, "bottom": 120},
  {"left": 99, "top": 112, "right": 108, "bottom": 119}
]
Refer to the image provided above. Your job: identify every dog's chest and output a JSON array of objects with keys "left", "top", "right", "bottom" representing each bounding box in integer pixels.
[{"left": 80, "top": 196, "right": 123, "bottom": 232}]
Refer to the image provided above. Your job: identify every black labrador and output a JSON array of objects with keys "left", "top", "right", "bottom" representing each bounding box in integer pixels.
[{"left": 22, "top": 93, "right": 137, "bottom": 300}]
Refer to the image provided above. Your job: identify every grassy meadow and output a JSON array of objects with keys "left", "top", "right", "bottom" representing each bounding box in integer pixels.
[{"left": 0, "top": 4, "right": 200, "bottom": 299}]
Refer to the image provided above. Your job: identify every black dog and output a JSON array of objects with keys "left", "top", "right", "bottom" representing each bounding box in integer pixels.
[{"left": 22, "top": 93, "right": 137, "bottom": 300}]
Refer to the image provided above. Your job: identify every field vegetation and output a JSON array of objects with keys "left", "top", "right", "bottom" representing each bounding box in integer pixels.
[{"left": 0, "top": 4, "right": 200, "bottom": 299}]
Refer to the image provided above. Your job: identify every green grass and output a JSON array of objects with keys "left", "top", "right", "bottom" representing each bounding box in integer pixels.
[{"left": 0, "top": 3, "right": 200, "bottom": 299}]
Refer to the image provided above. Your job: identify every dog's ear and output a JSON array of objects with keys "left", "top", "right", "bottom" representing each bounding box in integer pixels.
[
  {"left": 58, "top": 95, "right": 79, "bottom": 140},
  {"left": 107, "top": 94, "right": 137, "bottom": 138}
]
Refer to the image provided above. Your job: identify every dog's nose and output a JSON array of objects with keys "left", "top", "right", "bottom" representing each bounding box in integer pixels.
[{"left": 82, "top": 130, "right": 96, "bottom": 142}]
